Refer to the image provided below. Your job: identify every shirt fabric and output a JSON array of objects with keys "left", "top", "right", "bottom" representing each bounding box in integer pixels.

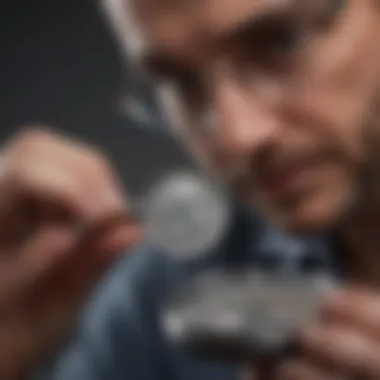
[{"left": 46, "top": 206, "right": 339, "bottom": 380}]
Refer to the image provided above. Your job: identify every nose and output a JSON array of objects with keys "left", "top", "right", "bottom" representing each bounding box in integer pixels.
[{"left": 213, "top": 80, "right": 282, "bottom": 157}]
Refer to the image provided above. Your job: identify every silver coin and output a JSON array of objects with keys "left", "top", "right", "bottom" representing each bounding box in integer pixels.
[{"left": 142, "top": 172, "right": 231, "bottom": 260}]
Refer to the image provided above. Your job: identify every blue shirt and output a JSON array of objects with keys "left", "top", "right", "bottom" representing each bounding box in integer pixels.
[{"left": 47, "top": 207, "right": 337, "bottom": 380}]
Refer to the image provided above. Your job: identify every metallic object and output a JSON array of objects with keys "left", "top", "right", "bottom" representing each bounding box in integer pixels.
[
  {"left": 162, "top": 269, "right": 338, "bottom": 362},
  {"left": 136, "top": 171, "right": 231, "bottom": 260}
]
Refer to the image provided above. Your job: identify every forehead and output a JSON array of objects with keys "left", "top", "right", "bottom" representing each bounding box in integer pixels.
[{"left": 107, "top": 0, "right": 300, "bottom": 61}]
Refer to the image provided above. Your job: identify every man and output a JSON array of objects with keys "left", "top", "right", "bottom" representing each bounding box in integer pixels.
[{"left": 3, "top": 0, "right": 380, "bottom": 379}]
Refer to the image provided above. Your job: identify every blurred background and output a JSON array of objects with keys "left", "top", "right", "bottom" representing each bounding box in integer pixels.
[{"left": 0, "top": 0, "right": 195, "bottom": 197}]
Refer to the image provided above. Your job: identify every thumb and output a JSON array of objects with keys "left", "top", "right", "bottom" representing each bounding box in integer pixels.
[{"left": 54, "top": 222, "right": 142, "bottom": 299}]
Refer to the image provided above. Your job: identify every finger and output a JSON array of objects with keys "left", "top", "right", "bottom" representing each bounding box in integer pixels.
[
  {"left": 91, "top": 222, "right": 143, "bottom": 256},
  {"left": 321, "top": 289, "right": 380, "bottom": 339},
  {"left": 275, "top": 359, "right": 338, "bottom": 380},
  {"left": 1, "top": 129, "right": 128, "bottom": 226},
  {"left": 46, "top": 222, "right": 140, "bottom": 304},
  {"left": 299, "top": 323, "right": 380, "bottom": 377},
  {"left": 0, "top": 156, "right": 128, "bottom": 232},
  {"left": 0, "top": 226, "right": 76, "bottom": 302},
  {"left": 75, "top": 221, "right": 142, "bottom": 283},
  {"left": 20, "top": 132, "right": 128, "bottom": 222},
  {"left": 0, "top": 158, "right": 82, "bottom": 220}
]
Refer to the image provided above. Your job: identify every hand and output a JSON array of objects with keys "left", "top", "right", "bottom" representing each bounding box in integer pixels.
[
  {"left": 0, "top": 127, "right": 141, "bottom": 379},
  {"left": 246, "top": 287, "right": 380, "bottom": 380}
]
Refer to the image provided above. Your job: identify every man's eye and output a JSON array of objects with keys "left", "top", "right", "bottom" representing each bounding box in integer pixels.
[
  {"left": 173, "top": 71, "right": 199, "bottom": 92},
  {"left": 259, "top": 26, "right": 303, "bottom": 55},
  {"left": 171, "top": 71, "right": 207, "bottom": 106},
  {"left": 234, "top": 23, "right": 306, "bottom": 76}
]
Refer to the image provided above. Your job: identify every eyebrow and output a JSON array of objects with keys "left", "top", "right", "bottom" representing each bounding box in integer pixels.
[
  {"left": 139, "top": 52, "right": 196, "bottom": 82},
  {"left": 138, "top": 0, "right": 343, "bottom": 79},
  {"left": 215, "top": 0, "right": 341, "bottom": 41},
  {"left": 135, "top": 0, "right": 194, "bottom": 13}
]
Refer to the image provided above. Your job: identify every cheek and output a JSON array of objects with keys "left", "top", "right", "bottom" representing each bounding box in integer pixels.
[
  {"left": 297, "top": 90, "right": 367, "bottom": 164},
  {"left": 292, "top": 69, "right": 379, "bottom": 171},
  {"left": 297, "top": 2, "right": 380, "bottom": 163}
]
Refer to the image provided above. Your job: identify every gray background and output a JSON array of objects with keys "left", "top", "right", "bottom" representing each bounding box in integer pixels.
[{"left": 0, "top": 0, "right": 194, "bottom": 196}]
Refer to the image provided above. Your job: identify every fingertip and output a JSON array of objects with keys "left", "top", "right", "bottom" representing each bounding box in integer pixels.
[
  {"left": 37, "top": 227, "right": 77, "bottom": 256},
  {"left": 97, "top": 224, "right": 143, "bottom": 257}
]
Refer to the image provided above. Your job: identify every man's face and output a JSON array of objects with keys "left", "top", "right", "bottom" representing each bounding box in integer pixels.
[{"left": 122, "top": 0, "right": 380, "bottom": 234}]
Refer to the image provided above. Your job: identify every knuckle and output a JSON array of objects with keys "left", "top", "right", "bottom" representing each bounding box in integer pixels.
[
  {"left": 10, "top": 126, "right": 55, "bottom": 154},
  {"left": 5, "top": 161, "right": 30, "bottom": 191},
  {"left": 16, "top": 126, "right": 51, "bottom": 144}
]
